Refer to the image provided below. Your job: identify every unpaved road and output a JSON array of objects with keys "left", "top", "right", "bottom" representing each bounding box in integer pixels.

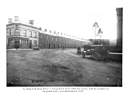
[{"left": 7, "top": 49, "right": 122, "bottom": 86}]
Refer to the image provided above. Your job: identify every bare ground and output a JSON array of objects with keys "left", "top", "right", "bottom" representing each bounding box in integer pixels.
[{"left": 7, "top": 49, "right": 122, "bottom": 86}]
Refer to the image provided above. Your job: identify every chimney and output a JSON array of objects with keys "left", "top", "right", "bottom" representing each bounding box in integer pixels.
[
  {"left": 8, "top": 18, "right": 12, "bottom": 24},
  {"left": 29, "top": 20, "right": 34, "bottom": 25},
  {"left": 14, "top": 16, "right": 19, "bottom": 22},
  {"left": 116, "top": 8, "right": 123, "bottom": 51},
  {"left": 39, "top": 27, "right": 42, "bottom": 30}
]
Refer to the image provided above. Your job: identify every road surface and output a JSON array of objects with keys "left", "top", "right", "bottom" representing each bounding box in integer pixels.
[{"left": 7, "top": 49, "right": 122, "bottom": 86}]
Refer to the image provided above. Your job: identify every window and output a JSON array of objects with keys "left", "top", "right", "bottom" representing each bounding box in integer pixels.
[
  {"left": 26, "top": 30, "right": 29, "bottom": 37},
  {"left": 35, "top": 32, "right": 37, "bottom": 38},
  {"left": 23, "top": 30, "right": 27, "bottom": 37},
  {"left": 46, "top": 35, "right": 49, "bottom": 39},
  {"left": 21, "top": 30, "right": 26, "bottom": 36},
  {"left": 10, "top": 29, "right": 13, "bottom": 35},
  {"left": 33, "top": 31, "right": 36, "bottom": 38},
  {"left": 27, "top": 30, "right": 31, "bottom": 37},
  {"left": 28, "top": 31, "right": 32, "bottom": 37},
  {"left": 56, "top": 38, "right": 58, "bottom": 41},
  {"left": 15, "top": 29, "right": 20, "bottom": 36},
  {"left": 31, "top": 31, "right": 32, "bottom": 37},
  {"left": 7, "top": 28, "right": 11, "bottom": 36}
]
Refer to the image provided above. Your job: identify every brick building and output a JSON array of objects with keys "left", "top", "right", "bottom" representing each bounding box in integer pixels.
[
  {"left": 6, "top": 17, "right": 88, "bottom": 49},
  {"left": 38, "top": 29, "right": 87, "bottom": 49},
  {"left": 7, "top": 22, "right": 40, "bottom": 49}
]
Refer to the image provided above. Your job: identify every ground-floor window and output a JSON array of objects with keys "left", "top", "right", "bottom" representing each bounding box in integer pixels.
[
  {"left": 19, "top": 38, "right": 29, "bottom": 48},
  {"left": 34, "top": 40, "right": 37, "bottom": 47}
]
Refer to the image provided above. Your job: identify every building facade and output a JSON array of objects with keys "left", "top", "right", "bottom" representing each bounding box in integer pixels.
[
  {"left": 6, "top": 18, "right": 88, "bottom": 49},
  {"left": 6, "top": 23, "right": 40, "bottom": 49},
  {"left": 39, "top": 32, "right": 87, "bottom": 49}
]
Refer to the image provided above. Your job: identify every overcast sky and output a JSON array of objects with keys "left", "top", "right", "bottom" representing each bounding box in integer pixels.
[{"left": 4, "top": 0, "right": 123, "bottom": 40}]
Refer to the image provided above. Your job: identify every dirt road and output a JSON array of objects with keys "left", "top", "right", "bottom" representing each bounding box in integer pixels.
[{"left": 7, "top": 49, "right": 122, "bottom": 86}]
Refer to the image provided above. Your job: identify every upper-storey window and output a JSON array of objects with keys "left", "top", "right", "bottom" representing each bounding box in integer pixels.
[
  {"left": 55, "top": 37, "right": 58, "bottom": 41},
  {"left": 27, "top": 30, "right": 32, "bottom": 37},
  {"left": 15, "top": 29, "right": 20, "bottom": 36},
  {"left": 7, "top": 28, "right": 11, "bottom": 36},
  {"left": 27, "top": 30, "right": 31, "bottom": 37},
  {"left": 24, "top": 30, "right": 27, "bottom": 37},
  {"left": 21, "top": 30, "right": 26, "bottom": 37},
  {"left": 35, "top": 32, "right": 37, "bottom": 38},
  {"left": 35, "top": 32, "right": 38, "bottom": 38},
  {"left": 32, "top": 31, "right": 35, "bottom": 38},
  {"left": 30, "top": 31, "right": 32, "bottom": 37},
  {"left": 10, "top": 28, "right": 14, "bottom": 35},
  {"left": 32, "top": 31, "right": 38, "bottom": 38}
]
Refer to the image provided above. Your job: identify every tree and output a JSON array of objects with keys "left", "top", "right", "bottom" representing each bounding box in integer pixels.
[
  {"left": 98, "top": 28, "right": 103, "bottom": 39},
  {"left": 93, "top": 22, "right": 99, "bottom": 39}
]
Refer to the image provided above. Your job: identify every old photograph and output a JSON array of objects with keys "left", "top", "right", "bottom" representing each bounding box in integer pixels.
[{"left": 6, "top": 2, "right": 122, "bottom": 87}]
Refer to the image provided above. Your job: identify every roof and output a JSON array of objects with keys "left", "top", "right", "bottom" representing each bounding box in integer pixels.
[{"left": 6, "top": 23, "right": 41, "bottom": 30}]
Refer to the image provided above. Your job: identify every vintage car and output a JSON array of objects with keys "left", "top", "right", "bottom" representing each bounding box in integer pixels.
[
  {"left": 82, "top": 49, "right": 95, "bottom": 58},
  {"left": 82, "top": 45, "right": 109, "bottom": 60},
  {"left": 33, "top": 47, "right": 40, "bottom": 50}
]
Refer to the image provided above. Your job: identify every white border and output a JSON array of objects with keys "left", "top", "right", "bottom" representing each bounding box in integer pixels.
[{"left": 0, "top": 0, "right": 128, "bottom": 96}]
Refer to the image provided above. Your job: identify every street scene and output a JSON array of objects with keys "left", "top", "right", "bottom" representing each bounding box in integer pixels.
[{"left": 6, "top": 7, "right": 122, "bottom": 86}]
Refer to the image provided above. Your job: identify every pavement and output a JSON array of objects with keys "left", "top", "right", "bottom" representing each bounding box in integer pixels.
[{"left": 7, "top": 49, "right": 122, "bottom": 86}]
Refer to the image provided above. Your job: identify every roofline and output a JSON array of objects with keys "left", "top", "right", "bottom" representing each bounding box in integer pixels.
[
  {"left": 6, "top": 23, "right": 88, "bottom": 42},
  {"left": 6, "top": 23, "right": 41, "bottom": 30}
]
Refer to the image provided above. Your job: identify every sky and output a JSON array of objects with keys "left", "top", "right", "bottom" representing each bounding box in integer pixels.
[{"left": 3, "top": 0, "right": 123, "bottom": 40}]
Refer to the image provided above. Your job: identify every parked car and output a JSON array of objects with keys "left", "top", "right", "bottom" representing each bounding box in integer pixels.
[
  {"left": 82, "top": 49, "right": 95, "bottom": 58},
  {"left": 82, "top": 45, "right": 109, "bottom": 60},
  {"left": 33, "top": 47, "right": 40, "bottom": 50}
]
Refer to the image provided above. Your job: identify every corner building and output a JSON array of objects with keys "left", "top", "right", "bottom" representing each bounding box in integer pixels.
[{"left": 6, "top": 23, "right": 40, "bottom": 49}]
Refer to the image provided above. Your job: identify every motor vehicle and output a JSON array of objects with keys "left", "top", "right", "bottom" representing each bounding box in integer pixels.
[
  {"left": 33, "top": 47, "right": 40, "bottom": 50},
  {"left": 82, "top": 45, "right": 109, "bottom": 60}
]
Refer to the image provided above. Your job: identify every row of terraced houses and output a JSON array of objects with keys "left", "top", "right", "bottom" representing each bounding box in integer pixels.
[{"left": 6, "top": 17, "right": 89, "bottom": 49}]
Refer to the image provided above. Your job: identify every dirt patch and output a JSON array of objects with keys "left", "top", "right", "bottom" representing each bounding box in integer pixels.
[{"left": 32, "top": 64, "right": 83, "bottom": 86}]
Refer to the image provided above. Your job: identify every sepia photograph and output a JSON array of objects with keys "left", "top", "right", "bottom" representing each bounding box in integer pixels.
[{"left": 6, "top": 8, "right": 122, "bottom": 87}]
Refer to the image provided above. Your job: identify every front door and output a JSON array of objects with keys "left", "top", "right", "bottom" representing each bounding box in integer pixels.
[
  {"left": 29, "top": 40, "right": 32, "bottom": 48},
  {"left": 15, "top": 40, "right": 20, "bottom": 49}
]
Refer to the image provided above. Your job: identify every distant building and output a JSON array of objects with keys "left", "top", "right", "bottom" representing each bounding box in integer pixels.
[
  {"left": 6, "top": 17, "right": 88, "bottom": 49},
  {"left": 89, "top": 39, "right": 110, "bottom": 46}
]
